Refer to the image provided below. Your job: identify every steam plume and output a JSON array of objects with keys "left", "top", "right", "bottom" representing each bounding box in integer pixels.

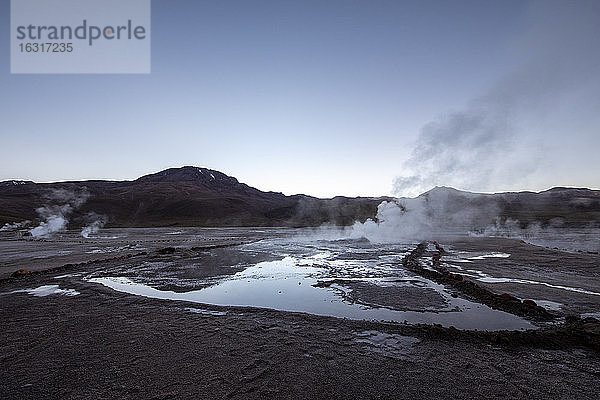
[
  {"left": 395, "top": 0, "right": 600, "bottom": 197},
  {"left": 351, "top": 1, "right": 600, "bottom": 243},
  {"left": 81, "top": 213, "right": 108, "bottom": 238},
  {"left": 349, "top": 188, "right": 499, "bottom": 242},
  {"left": 29, "top": 189, "right": 90, "bottom": 238},
  {"left": 0, "top": 220, "right": 31, "bottom": 231}
]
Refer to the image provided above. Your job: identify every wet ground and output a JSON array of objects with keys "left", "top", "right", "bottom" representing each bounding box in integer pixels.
[
  {"left": 0, "top": 227, "right": 271, "bottom": 279},
  {"left": 1, "top": 228, "right": 599, "bottom": 399},
  {"left": 441, "top": 237, "right": 600, "bottom": 317}
]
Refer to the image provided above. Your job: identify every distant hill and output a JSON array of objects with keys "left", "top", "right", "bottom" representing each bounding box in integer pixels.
[{"left": 0, "top": 166, "right": 386, "bottom": 228}]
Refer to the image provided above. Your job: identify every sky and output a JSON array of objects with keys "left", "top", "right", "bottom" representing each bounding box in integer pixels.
[{"left": 1, "top": 0, "right": 599, "bottom": 198}]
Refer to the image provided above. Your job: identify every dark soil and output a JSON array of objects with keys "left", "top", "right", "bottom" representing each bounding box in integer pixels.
[{"left": 1, "top": 235, "right": 600, "bottom": 399}]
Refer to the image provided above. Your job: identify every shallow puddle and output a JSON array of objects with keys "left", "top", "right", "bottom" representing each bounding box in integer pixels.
[
  {"left": 89, "top": 255, "right": 535, "bottom": 331},
  {"left": 4, "top": 285, "right": 80, "bottom": 297}
]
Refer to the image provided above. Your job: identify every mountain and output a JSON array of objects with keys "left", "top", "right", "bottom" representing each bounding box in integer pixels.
[
  {"left": 0, "top": 166, "right": 387, "bottom": 228},
  {"left": 0, "top": 167, "right": 598, "bottom": 229}
]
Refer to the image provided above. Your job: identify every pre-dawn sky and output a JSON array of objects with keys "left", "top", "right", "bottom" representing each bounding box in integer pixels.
[{"left": 1, "top": 0, "right": 599, "bottom": 198}]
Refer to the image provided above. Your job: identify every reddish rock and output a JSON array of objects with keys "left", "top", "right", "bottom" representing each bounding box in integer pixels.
[
  {"left": 11, "top": 269, "right": 31, "bottom": 277},
  {"left": 157, "top": 247, "right": 176, "bottom": 255},
  {"left": 432, "top": 252, "right": 441, "bottom": 268}
]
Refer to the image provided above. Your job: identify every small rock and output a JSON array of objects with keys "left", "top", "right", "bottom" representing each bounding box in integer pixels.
[
  {"left": 157, "top": 247, "right": 176, "bottom": 255},
  {"left": 452, "top": 274, "right": 463, "bottom": 281},
  {"left": 566, "top": 315, "right": 581, "bottom": 324},
  {"left": 11, "top": 269, "right": 31, "bottom": 277}
]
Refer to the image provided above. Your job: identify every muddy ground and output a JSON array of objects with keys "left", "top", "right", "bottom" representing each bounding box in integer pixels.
[
  {"left": 1, "top": 230, "right": 599, "bottom": 399},
  {"left": 440, "top": 237, "right": 600, "bottom": 316}
]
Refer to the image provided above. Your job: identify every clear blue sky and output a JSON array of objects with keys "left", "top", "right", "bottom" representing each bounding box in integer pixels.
[{"left": 1, "top": 0, "right": 598, "bottom": 197}]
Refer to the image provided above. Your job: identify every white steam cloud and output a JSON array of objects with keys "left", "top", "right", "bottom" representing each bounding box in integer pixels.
[
  {"left": 29, "top": 189, "right": 90, "bottom": 238},
  {"left": 81, "top": 213, "right": 108, "bottom": 238},
  {"left": 0, "top": 220, "right": 31, "bottom": 231},
  {"left": 348, "top": 188, "right": 499, "bottom": 243}
]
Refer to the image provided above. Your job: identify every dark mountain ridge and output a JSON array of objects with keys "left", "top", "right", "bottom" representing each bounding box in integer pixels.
[
  {"left": 0, "top": 167, "right": 598, "bottom": 229},
  {"left": 0, "top": 166, "right": 387, "bottom": 228}
]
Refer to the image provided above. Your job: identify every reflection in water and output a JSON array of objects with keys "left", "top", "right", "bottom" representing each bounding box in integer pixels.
[{"left": 89, "top": 253, "right": 535, "bottom": 331}]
